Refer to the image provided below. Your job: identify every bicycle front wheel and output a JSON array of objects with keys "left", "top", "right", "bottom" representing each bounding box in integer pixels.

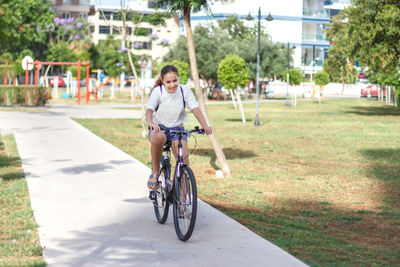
[
  {"left": 153, "top": 168, "right": 169, "bottom": 224},
  {"left": 173, "top": 166, "right": 197, "bottom": 241}
]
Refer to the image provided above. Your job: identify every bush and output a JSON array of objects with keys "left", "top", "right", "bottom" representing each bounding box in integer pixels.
[
  {"left": 0, "top": 86, "right": 50, "bottom": 106},
  {"left": 314, "top": 71, "right": 330, "bottom": 86}
]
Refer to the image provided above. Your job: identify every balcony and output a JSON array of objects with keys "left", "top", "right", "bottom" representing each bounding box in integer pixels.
[
  {"left": 302, "top": 59, "right": 324, "bottom": 67},
  {"left": 302, "top": 34, "right": 327, "bottom": 41},
  {"left": 303, "top": 9, "right": 329, "bottom": 17}
]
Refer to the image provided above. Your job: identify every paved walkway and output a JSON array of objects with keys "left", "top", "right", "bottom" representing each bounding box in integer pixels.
[{"left": 0, "top": 105, "right": 307, "bottom": 267}]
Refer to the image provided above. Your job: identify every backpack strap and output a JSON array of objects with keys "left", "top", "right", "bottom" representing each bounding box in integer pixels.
[
  {"left": 180, "top": 85, "right": 185, "bottom": 108},
  {"left": 155, "top": 85, "right": 162, "bottom": 111}
]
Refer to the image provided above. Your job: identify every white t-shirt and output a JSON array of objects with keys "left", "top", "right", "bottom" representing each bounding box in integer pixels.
[{"left": 146, "top": 85, "right": 199, "bottom": 128}]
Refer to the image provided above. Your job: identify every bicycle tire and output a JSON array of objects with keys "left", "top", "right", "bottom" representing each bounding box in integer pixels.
[
  {"left": 173, "top": 166, "right": 197, "bottom": 241},
  {"left": 153, "top": 167, "right": 169, "bottom": 224}
]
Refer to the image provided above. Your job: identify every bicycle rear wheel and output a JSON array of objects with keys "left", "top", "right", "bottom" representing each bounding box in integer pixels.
[
  {"left": 173, "top": 166, "right": 197, "bottom": 241},
  {"left": 153, "top": 168, "right": 169, "bottom": 224}
]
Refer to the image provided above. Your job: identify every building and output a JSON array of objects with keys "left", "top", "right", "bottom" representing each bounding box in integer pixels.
[
  {"left": 87, "top": 0, "right": 180, "bottom": 62},
  {"left": 189, "top": 0, "right": 350, "bottom": 80},
  {"left": 52, "top": 0, "right": 91, "bottom": 20}
]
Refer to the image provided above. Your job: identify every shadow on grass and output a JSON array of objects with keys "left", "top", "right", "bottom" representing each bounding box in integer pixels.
[
  {"left": 1, "top": 172, "right": 25, "bottom": 181},
  {"left": 0, "top": 156, "right": 20, "bottom": 168},
  {"left": 360, "top": 148, "right": 400, "bottom": 181},
  {"left": 359, "top": 148, "right": 400, "bottom": 208},
  {"left": 192, "top": 148, "right": 257, "bottom": 170},
  {"left": 346, "top": 105, "right": 400, "bottom": 116}
]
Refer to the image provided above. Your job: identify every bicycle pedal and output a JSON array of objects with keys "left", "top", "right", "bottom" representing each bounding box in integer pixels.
[{"left": 149, "top": 191, "right": 156, "bottom": 201}]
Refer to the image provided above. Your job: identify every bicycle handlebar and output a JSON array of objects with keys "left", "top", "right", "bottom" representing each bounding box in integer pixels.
[{"left": 159, "top": 125, "right": 205, "bottom": 136}]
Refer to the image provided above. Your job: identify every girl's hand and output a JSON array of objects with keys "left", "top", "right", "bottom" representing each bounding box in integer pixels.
[
  {"left": 149, "top": 123, "right": 160, "bottom": 132},
  {"left": 204, "top": 126, "right": 212, "bottom": 135}
]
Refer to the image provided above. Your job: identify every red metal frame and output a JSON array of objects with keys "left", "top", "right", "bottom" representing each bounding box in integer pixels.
[{"left": 25, "top": 60, "right": 91, "bottom": 104}]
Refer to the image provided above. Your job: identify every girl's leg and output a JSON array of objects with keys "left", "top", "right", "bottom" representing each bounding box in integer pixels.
[{"left": 148, "top": 131, "right": 166, "bottom": 189}]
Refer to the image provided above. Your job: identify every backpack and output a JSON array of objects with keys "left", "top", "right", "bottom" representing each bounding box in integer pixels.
[{"left": 155, "top": 84, "right": 185, "bottom": 111}]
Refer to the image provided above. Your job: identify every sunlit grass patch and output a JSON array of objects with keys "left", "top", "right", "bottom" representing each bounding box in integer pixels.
[{"left": 0, "top": 135, "right": 44, "bottom": 266}]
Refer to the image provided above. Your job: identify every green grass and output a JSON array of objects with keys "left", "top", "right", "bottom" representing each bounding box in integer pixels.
[
  {"left": 74, "top": 99, "right": 400, "bottom": 266},
  {"left": 0, "top": 135, "right": 45, "bottom": 266}
]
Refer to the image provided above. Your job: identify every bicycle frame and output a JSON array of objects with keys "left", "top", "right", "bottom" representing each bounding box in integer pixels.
[{"left": 159, "top": 131, "right": 187, "bottom": 202}]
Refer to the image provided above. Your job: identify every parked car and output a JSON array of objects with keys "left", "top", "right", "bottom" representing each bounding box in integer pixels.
[
  {"left": 49, "top": 76, "right": 65, "bottom": 87},
  {"left": 360, "top": 84, "right": 386, "bottom": 99}
]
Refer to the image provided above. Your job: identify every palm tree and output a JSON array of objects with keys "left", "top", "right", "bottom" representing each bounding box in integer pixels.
[{"left": 156, "top": 0, "right": 231, "bottom": 177}]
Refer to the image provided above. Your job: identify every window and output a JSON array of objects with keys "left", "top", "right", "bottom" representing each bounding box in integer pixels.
[
  {"left": 61, "top": 13, "right": 70, "bottom": 19},
  {"left": 80, "top": 14, "right": 88, "bottom": 19},
  {"left": 127, "top": 27, "right": 132, "bottom": 35},
  {"left": 99, "top": 26, "right": 110, "bottom": 34},
  {"left": 148, "top": 0, "right": 166, "bottom": 9},
  {"left": 134, "top": 27, "right": 152, "bottom": 36},
  {"left": 113, "top": 12, "right": 122, "bottom": 20},
  {"left": 112, "top": 27, "right": 121, "bottom": 34},
  {"left": 133, "top": 41, "right": 152, "bottom": 50},
  {"left": 89, "top": 25, "right": 94, "bottom": 33},
  {"left": 100, "top": 11, "right": 112, "bottom": 20},
  {"left": 63, "top": 0, "right": 71, "bottom": 4}
]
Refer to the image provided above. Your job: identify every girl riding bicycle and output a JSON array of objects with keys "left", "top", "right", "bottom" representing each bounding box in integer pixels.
[{"left": 146, "top": 65, "right": 212, "bottom": 190}]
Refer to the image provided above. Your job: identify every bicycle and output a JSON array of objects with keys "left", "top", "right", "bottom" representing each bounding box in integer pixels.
[{"left": 149, "top": 125, "right": 204, "bottom": 241}]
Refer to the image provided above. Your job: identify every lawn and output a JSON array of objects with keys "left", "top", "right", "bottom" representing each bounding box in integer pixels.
[
  {"left": 74, "top": 98, "right": 400, "bottom": 266},
  {"left": 0, "top": 135, "right": 44, "bottom": 266}
]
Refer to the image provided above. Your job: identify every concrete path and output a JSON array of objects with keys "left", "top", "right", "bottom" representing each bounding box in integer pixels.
[{"left": 0, "top": 106, "right": 307, "bottom": 267}]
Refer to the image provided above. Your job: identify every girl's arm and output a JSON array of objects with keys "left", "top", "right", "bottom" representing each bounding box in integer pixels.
[
  {"left": 146, "top": 109, "right": 160, "bottom": 132},
  {"left": 191, "top": 107, "right": 212, "bottom": 135}
]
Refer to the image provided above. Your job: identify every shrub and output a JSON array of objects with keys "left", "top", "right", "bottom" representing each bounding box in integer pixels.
[
  {"left": 314, "top": 71, "right": 330, "bottom": 86},
  {"left": 0, "top": 86, "right": 50, "bottom": 106}
]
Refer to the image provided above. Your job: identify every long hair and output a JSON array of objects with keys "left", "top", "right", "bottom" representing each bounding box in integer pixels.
[{"left": 153, "top": 65, "right": 179, "bottom": 89}]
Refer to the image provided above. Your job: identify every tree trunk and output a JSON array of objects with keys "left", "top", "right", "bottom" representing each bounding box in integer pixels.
[
  {"left": 183, "top": 7, "right": 231, "bottom": 178},
  {"left": 341, "top": 76, "right": 345, "bottom": 95},
  {"left": 230, "top": 89, "right": 237, "bottom": 109},
  {"left": 44, "top": 65, "right": 51, "bottom": 88},
  {"left": 122, "top": 9, "right": 147, "bottom": 138},
  {"left": 235, "top": 89, "right": 246, "bottom": 123}
]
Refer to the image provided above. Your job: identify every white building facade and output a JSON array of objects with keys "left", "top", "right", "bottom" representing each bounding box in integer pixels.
[
  {"left": 189, "top": 0, "right": 350, "bottom": 79},
  {"left": 88, "top": 0, "right": 181, "bottom": 62}
]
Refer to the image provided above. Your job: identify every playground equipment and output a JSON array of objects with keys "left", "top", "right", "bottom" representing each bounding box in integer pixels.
[{"left": 25, "top": 60, "right": 91, "bottom": 104}]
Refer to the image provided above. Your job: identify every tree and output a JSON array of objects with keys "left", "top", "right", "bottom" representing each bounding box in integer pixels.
[
  {"left": 283, "top": 68, "right": 303, "bottom": 86},
  {"left": 324, "top": 9, "right": 358, "bottom": 94},
  {"left": 326, "top": 1, "right": 400, "bottom": 101},
  {"left": 162, "top": 60, "right": 189, "bottom": 85},
  {"left": 237, "top": 31, "right": 286, "bottom": 83},
  {"left": 283, "top": 68, "right": 303, "bottom": 106},
  {"left": 156, "top": 0, "right": 231, "bottom": 177},
  {"left": 314, "top": 70, "right": 329, "bottom": 104},
  {"left": 0, "top": 0, "right": 53, "bottom": 58},
  {"left": 164, "top": 26, "right": 238, "bottom": 92},
  {"left": 314, "top": 70, "right": 330, "bottom": 86},
  {"left": 218, "top": 54, "right": 249, "bottom": 123},
  {"left": 218, "top": 15, "right": 249, "bottom": 39}
]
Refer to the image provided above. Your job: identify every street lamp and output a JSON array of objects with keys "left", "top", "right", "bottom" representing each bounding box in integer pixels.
[
  {"left": 245, "top": 7, "right": 273, "bottom": 126},
  {"left": 284, "top": 42, "right": 296, "bottom": 106}
]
